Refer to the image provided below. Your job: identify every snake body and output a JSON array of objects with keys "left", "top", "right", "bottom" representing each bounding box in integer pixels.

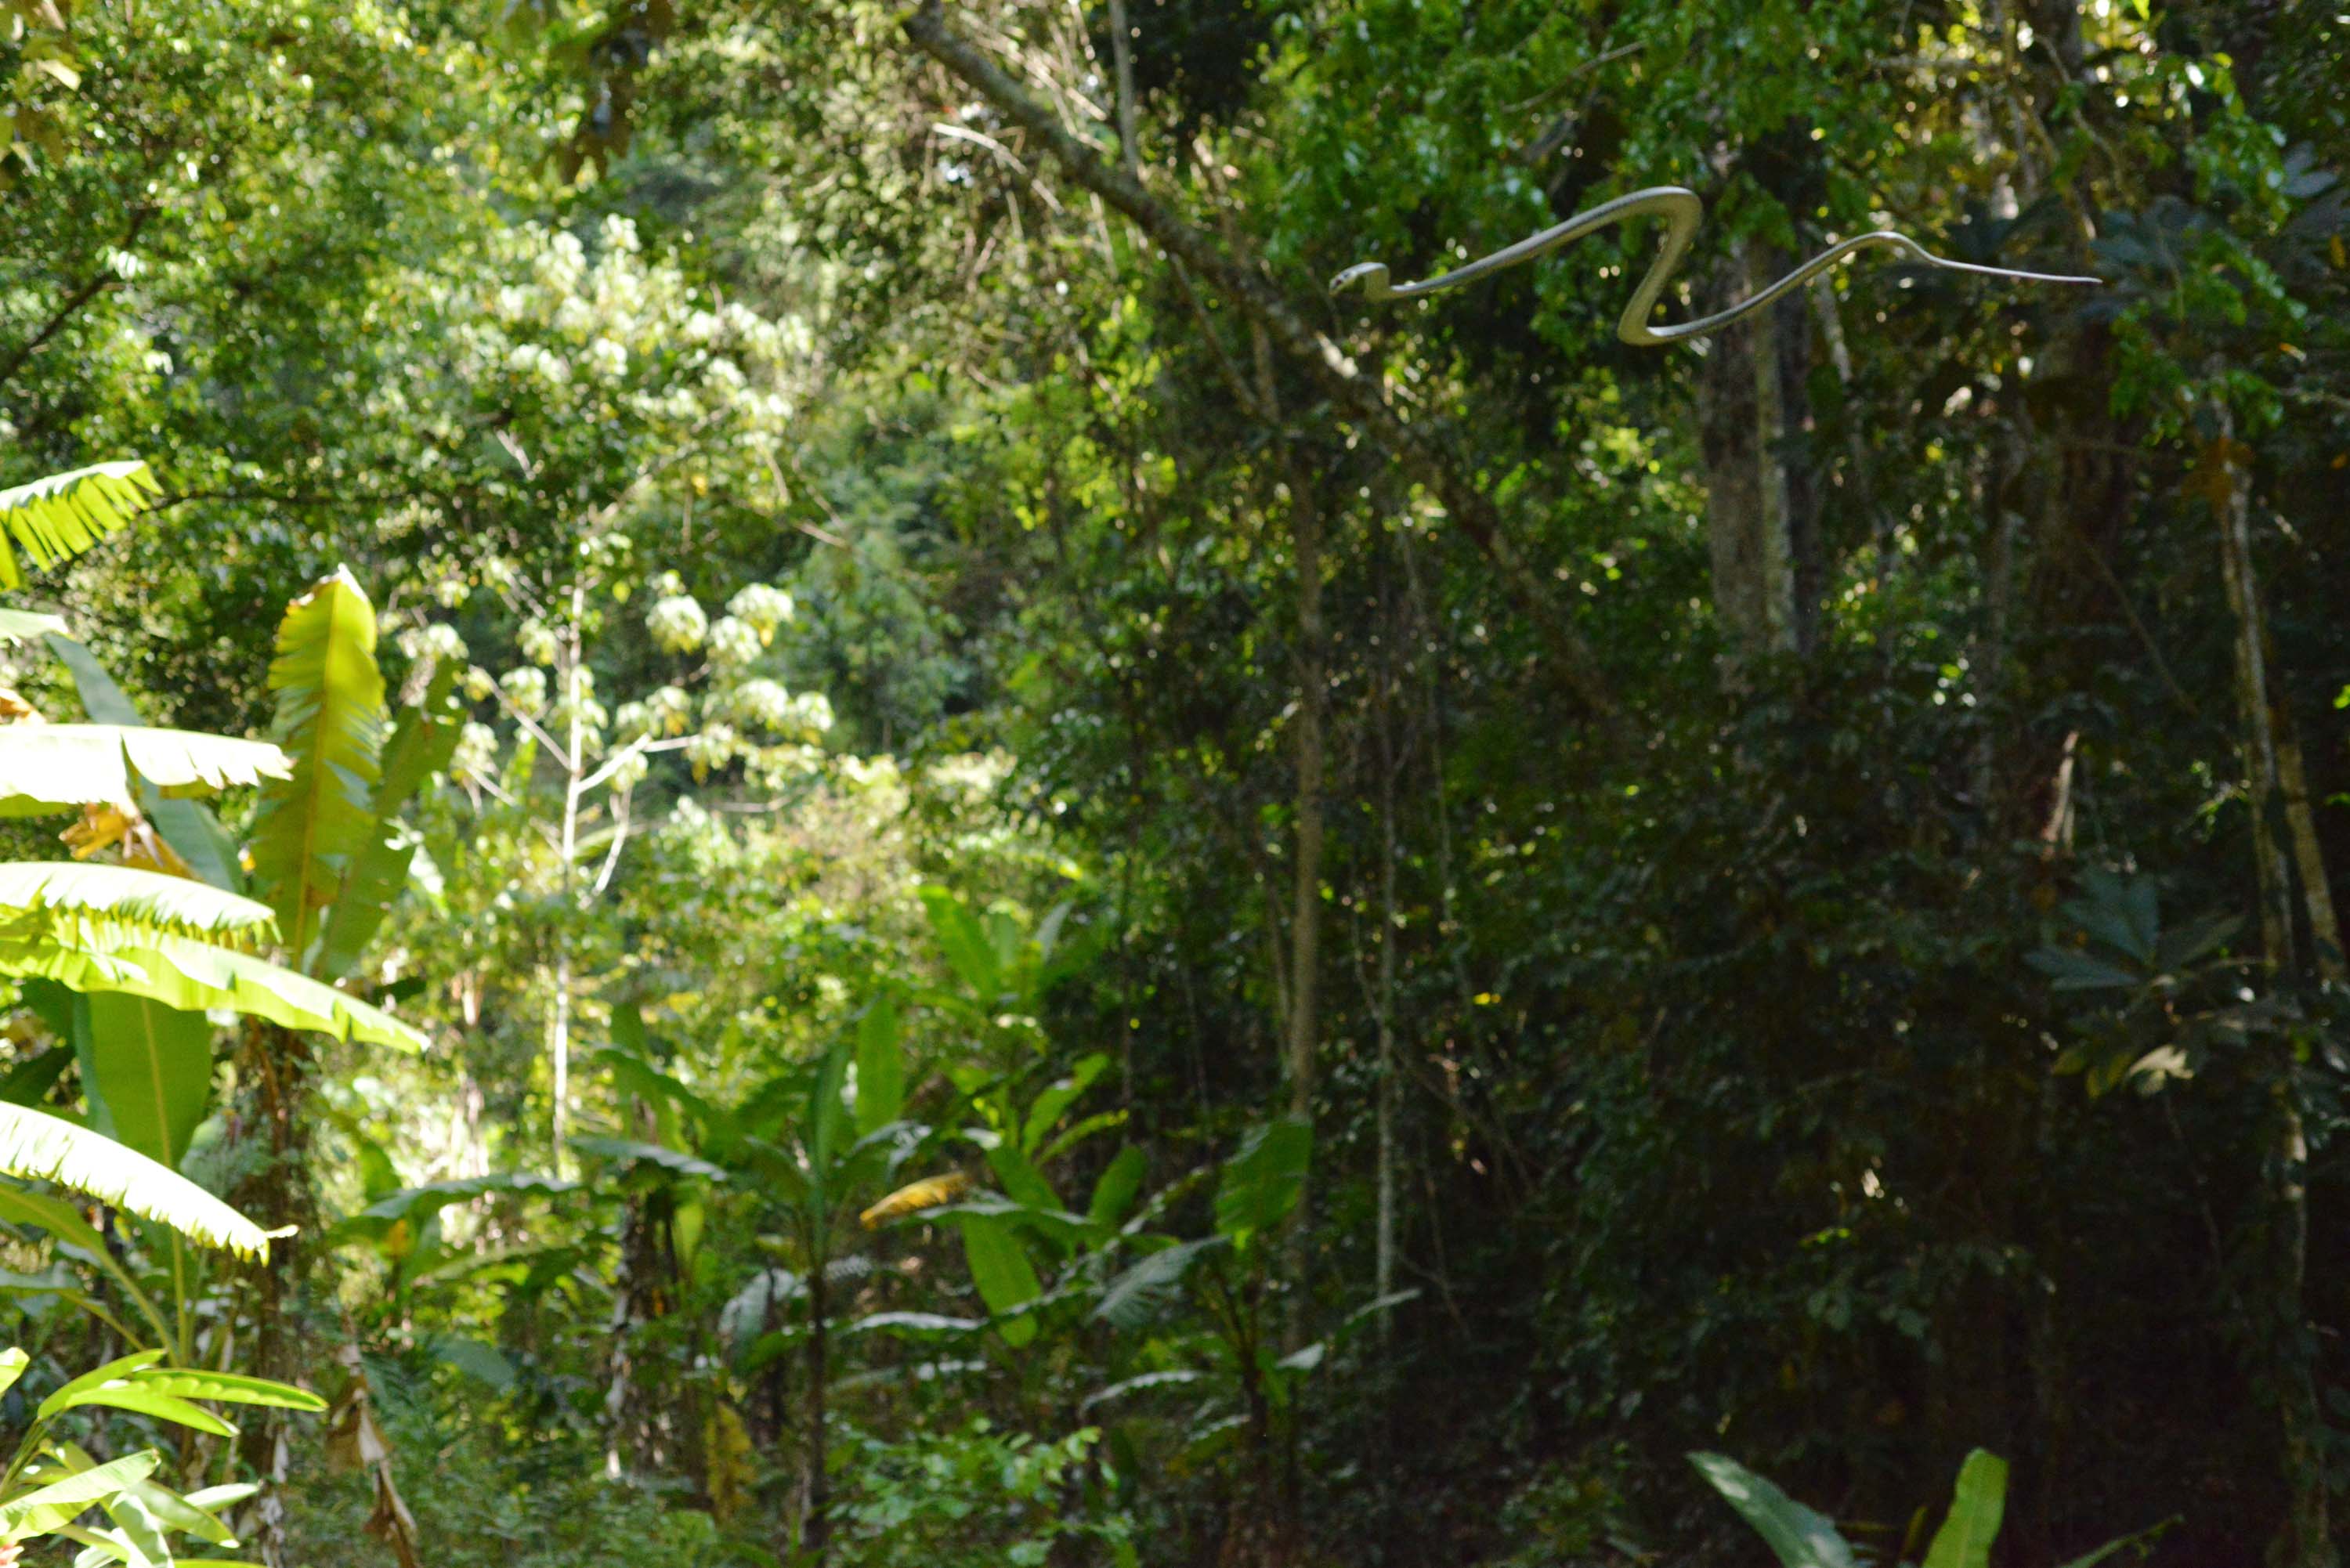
[{"left": 1328, "top": 186, "right": 2097, "bottom": 339}]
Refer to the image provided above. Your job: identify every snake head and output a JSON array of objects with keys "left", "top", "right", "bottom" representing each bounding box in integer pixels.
[{"left": 1329, "top": 261, "right": 1394, "bottom": 302}]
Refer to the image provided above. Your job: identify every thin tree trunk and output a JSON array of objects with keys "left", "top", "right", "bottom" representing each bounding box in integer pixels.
[
  {"left": 2277, "top": 719, "right": 2345, "bottom": 984},
  {"left": 803, "top": 1247, "right": 831, "bottom": 1564},
  {"left": 1372, "top": 609, "right": 1401, "bottom": 1317},
  {"left": 1282, "top": 456, "right": 1325, "bottom": 1343}
]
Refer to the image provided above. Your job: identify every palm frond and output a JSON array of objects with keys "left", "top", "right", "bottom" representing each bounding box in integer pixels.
[
  {"left": 250, "top": 569, "right": 385, "bottom": 963},
  {"left": 0, "top": 724, "right": 290, "bottom": 817},
  {"left": 0, "top": 1101, "right": 274, "bottom": 1259},
  {"left": 0, "top": 461, "right": 161, "bottom": 588},
  {"left": 0, "top": 862, "right": 276, "bottom": 941}
]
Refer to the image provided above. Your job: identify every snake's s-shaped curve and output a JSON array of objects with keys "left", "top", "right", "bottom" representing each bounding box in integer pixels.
[{"left": 1329, "top": 186, "right": 2098, "bottom": 339}]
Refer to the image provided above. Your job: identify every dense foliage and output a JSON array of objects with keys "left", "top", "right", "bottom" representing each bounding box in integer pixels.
[{"left": 1, "top": 0, "right": 2345, "bottom": 1563}]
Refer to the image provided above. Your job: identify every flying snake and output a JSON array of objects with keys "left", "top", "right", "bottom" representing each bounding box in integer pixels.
[{"left": 1328, "top": 186, "right": 2098, "bottom": 337}]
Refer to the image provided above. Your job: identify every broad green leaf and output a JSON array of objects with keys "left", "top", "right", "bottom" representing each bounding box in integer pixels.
[
  {"left": 1087, "top": 1146, "right": 1146, "bottom": 1227},
  {"left": 853, "top": 994, "right": 903, "bottom": 1136},
  {"left": 83, "top": 994, "right": 213, "bottom": 1169},
  {"left": 1094, "top": 1235, "right": 1227, "bottom": 1329},
  {"left": 427, "top": 1336, "right": 515, "bottom": 1389},
  {"left": 0, "top": 461, "right": 159, "bottom": 590},
  {"left": 120, "top": 1477, "right": 235, "bottom": 1546},
  {"left": 131, "top": 1367, "right": 326, "bottom": 1411},
  {"left": 0, "top": 726, "right": 288, "bottom": 817},
  {"left": 809, "top": 1036, "right": 851, "bottom": 1181},
  {"left": 49, "top": 1383, "right": 238, "bottom": 1437},
  {"left": 1687, "top": 1452, "right": 1860, "bottom": 1568},
  {"left": 569, "top": 1136, "right": 728, "bottom": 1182},
  {"left": 0, "top": 1185, "right": 171, "bottom": 1343},
  {"left": 984, "top": 1142, "right": 1061, "bottom": 1214},
  {"left": 956, "top": 1211, "right": 1042, "bottom": 1346},
  {"left": 0, "top": 863, "right": 274, "bottom": 941},
  {"left": 0, "top": 1103, "right": 274, "bottom": 1259},
  {"left": 0, "top": 1346, "right": 27, "bottom": 1400},
  {"left": 98, "top": 1490, "right": 174, "bottom": 1567},
  {"left": 0, "top": 930, "right": 425, "bottom": 1049},
  {"left": 0, "top": 609, "right": 69, "bottom": 643},
  {"left": 315, "top": 667, "right": 460, "bottom": 981},
  {"left": 0, "top": 1045, "right": 74, "bottom": 1107},
  {"left": 37, "top": 1349, "right": 166, "bottom": 1418},
  {"left": 332, "top": 1171, "right": 574, "bottom": 1243},
  {"left": 1923, "top": 1450, "right": 2008, "bottom": 1568},
  {"left": 44, "top": 634, "right": 246, "bottom": 891},
  {"left": 919, "top": 886, "right": 1001, "bottom": 999},
  {"left": 0, "top": 1450, "right": 159, "bottom": 1541},
  {"left": 249, "top": 569, "right": 385, "bottom": 965},
  {"left": 1020, "top": 1053, "right": 1108, "bottom": 1155},
  {"left": 1034, "top": 1109, "right": 1129, "bottom": 1169},
  {"left": 1214, "top": 1118, "right": 1311, "bottom": 1248}
]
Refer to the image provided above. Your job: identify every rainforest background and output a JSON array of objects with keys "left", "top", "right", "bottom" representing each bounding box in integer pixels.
[{"left": 2, "top": 0, "right": 2348, "bottom": 1562}]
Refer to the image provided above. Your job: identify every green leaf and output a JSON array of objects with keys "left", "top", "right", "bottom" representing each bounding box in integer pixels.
[
  {"left": 130, "top": 1367, "right": 326, "bottom": 1412},
  {"left": 1020, "top": 1053, "right": 1109, "bottom": 1155},
  {"left": 81, "top": 994, "right": 213, "bottom": 1169},
  {"left": 956, "top": 1211, "right": 1042, "bottom": 1346},
  {"left": 1922, "top": 1450, "right": 2008, "bottom": 1568},
  {"left": 0, "top": 1103, "right": 275, "bottom": 1259},
  {"left": 335, "top": 1171, "right": 574, "bottom": 1241},
  {"left": 984, "top": 1142, "right": 1061, "bottom": 1215},
  {"left": 569, "top": 1136, "right": 728, "bottom": 1182},
  {"left": 0, "top": 609, "right": 70, "bottom": 644},
  {"left": 1087, "top": 1146, "right": 1146, "bottom": 1227},
  {"left": 854, "top": 994, "right": 904, "bottom": 1136},
  {"left": 0, "top": 726, "right": 289, "bottom": 817},
  {"left": 314, "top": 669, "right": 460, "bottom": 981},
  {"left": 120, "top": 1476, "right": 236, "bottom": 1545},
  {"left": 44, "top": 634, "right": 246, "bottom": 891},
  {"left": 0, "top": 1450, "right": 160, "bottom": 1541},
  {"left": 248, "top": 569, "right": 386, "bottom": 966},
  {"left": 0, "top": 1045, "right": 74, "bottom": 1107},
  {"left": 0, "top": 863, "right": 274, "bottom": 941},
  {"left": 0, "top": 1346, "right": 27, "bottom": 1400},
  {"left": 1214, "top": 1118, "right": 1311, "bottom": 1248},
  {"left": 0, "top": 927, "right": 424, "bottom": 1050},
  {"left": 1094, "top": 1235, "right": 1226, "bottom": 1329},
  {"left": 920, "top": 886, "right": 1001, "bottom": 999},
  {"left": 1687, "top": 1452, "right": 1859, "bottom": 1568},
  {"left": 809, "top": 1036, "right": 851, "bottom": 1181},
  {"left": 38, "top": 1349, "right": 167, "bottom": 1419},
  {"left": 47, "top": 1383, "right": 238, "bottom": 1437},
  {"left": 0, "top": 461, "right": 160, "bottom": 590}
]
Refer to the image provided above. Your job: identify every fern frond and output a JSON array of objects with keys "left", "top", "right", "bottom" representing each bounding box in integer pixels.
[
  {"left": 0, "top": 724, "right": 290, "bottom": 816},
  {"left": 0, "top": 461, "right": 161, "bottom": 588},
  {"left": 0, "top": 1101, "right": 274, "bottom": 1259}
]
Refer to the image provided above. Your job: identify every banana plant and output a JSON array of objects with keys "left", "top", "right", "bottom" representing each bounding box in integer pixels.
[
  {"left": 1688, "top": 1447, "right": 2172, "bottom": 1568},
  {"left": 0, "top": 1342, "right": 326, "bottom": 1565}
]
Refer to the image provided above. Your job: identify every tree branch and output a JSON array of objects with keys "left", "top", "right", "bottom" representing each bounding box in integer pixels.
[{"left": 899, "top": 0, "right": 1616, "bottom": 721}]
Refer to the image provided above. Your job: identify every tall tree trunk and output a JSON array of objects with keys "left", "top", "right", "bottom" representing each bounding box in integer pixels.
[
  {"left": 232, "top": 1021, "right": 317, "bottom": 1568},
  {"left": 1697, "top": 241, "right": 1806, "bottom": 668},
  {"left": 2211, "top": 403, "right": 2332, "bottom": 1568}
]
